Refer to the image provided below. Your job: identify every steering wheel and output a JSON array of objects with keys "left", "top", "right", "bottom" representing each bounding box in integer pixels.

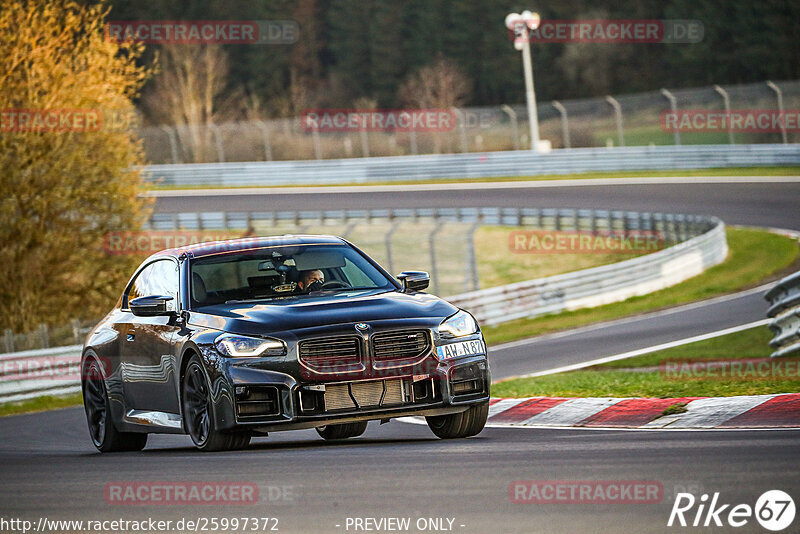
[{"left": 321, "top": 280, "right": 351, "bottom": 290}]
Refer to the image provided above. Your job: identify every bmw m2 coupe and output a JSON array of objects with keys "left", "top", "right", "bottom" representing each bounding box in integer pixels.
[{"left": 81, "top": 235, "right": 490, "bottom": 452}]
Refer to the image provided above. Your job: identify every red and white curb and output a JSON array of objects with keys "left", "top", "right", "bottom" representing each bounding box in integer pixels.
[{"left": 399, "top": 393, "right": 800, "bottom": 430}]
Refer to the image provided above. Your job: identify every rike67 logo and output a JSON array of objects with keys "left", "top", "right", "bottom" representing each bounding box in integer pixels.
[{"left": 668, "top": 490, "right": 795, "bottom": 531}]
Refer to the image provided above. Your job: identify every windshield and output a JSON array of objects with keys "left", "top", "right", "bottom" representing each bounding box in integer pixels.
[{"left": 190, "top": 244, "right": 395, "bottom": 307}]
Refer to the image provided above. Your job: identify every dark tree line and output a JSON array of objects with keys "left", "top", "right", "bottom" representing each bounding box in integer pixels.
[{"left": 105, "top": 0, "right": 800, "bottom": 118}]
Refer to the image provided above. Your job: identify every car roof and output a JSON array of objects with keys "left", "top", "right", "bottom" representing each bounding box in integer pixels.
[{"left": 148, "top": 234, "right": 348, "bottom": 260}]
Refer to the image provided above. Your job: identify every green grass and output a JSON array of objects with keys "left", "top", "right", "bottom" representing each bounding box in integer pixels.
[
  {"left": 492, "top": 325, "right": 800, "bottom": 398},
  {"left": 0, "top": 392, "right": 83, "bottom": 417},
  {"left": 145, "top": 166, "right": 800, "bottom": 190},
  {"left": 483, "top": 227, "right": 798, "bottom": 346},
  {"left": 661, "top": 403, "right": 689, "bottom": 416},
  {"left": 590, "top": 125, "right": 768, "bottom": 147},
  {"left": 474, "top": 226, "right": 651, "bottom": 289}
]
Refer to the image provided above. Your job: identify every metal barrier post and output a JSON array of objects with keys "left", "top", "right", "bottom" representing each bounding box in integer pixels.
[
  {"left": 385, "top": 221, "right": 401, "bottom": 275},
  {"left": 551, "top": 100, "right": 570, "bottom": 148},
  {"left": 409, "top": 130, "right": 418, "bottom": 155},
  {"left": 342, "top": 221, "right": 358, "bottom": 240},
  {"left": 605, "top": 96, "right": 625, "bottom": 147},
  {"left": 429, "top": 223, "right": 446, "bottom": 295},
  {"left": 713, "top": 85, "right": 734, "bottom": 144},
  {"left": 210, "top": 123, "right": 225, "bottom": 163},
  {"left": 465, "top": 222, "right": 481, "bottom": 292},
  {"left": 3, "top": 329, "right": 13, "bottom": 353},
  {"left": 38, "top": 324, "right": 49, "bottom": 349},
  {"left": 72, "top": 319, "right": 81, "bottom": 344},
  {"left": 256, "top": 121, "right": 273, "bottom": 161},
  {"left": 161, "top": 125, "right": 181, "bottom": 164},
  {"left": 501, "top": 105, "right": 520, "bottom": 150},
  {"left": 312, "top": 123, "right": 322, "bottom": 160},
  {"left": 767, "top": 81, "right": 788, "bottom": 144},
  {"left": 453, "top": 108, "right": 469, "bottom": 153},
  {"left": 360, "top": 128, "right": 370, "bottom": 157},
  {"left": 660, "top": 88, "right": 680, "bottom": 146}
]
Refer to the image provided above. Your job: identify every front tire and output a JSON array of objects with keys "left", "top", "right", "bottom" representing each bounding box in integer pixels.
[
  {"left": 82, "top": 357, "right": 147, "bottom": 452},
  {"left": 425, "top": 402, "right": 489, "bottom": 439},
  {"left": 182, "top": 356, "right": 249, "bottom": 452},
  {"left": 316, "top": 421, "right": 368, "bottom": 440}
]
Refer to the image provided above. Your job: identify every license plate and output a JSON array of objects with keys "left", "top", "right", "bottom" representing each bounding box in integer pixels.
[{"left": 436, "top": 339, "right": 485, "bottom": 360}]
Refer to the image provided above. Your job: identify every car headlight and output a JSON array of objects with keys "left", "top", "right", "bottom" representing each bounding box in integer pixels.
[
  {"left": 438, "top": 310, "right": 479, "bottom": 338},
  {"left": 214, "top": 334, "right": 286, "bottom": 357}
]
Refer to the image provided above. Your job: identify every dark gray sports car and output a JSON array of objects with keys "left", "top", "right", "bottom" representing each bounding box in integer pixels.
[{"left": 81, "top": 235, "right": 490, "bottom": 452}]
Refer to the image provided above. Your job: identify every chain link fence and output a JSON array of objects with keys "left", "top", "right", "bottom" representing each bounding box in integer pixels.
[
  {"left": 138, "top": 80, "right": 800, "bottom": 164},
  {"left": 5, "top": 207, "right": 710, "bottom": 352}
]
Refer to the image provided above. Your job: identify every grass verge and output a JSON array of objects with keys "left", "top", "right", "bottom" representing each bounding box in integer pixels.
[
  {"left": 145, "top": 166, "right": 800, "bottom": 191},
  {"left": 483, "top": 227, "right": 798, "bottom": 346},
  {"left": 474, "top": 226, "right": 650, "bottom": 289},
  {"left": 492, "top": 325, "right": 799, "bottom": 398},
  {"left": 0, "top": 392, "right": 83, "bottom": 418}
]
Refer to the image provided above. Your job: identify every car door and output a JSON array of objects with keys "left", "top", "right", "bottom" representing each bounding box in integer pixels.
[{"left": 120, "top": 258, "right": 183, "bottom": 413}]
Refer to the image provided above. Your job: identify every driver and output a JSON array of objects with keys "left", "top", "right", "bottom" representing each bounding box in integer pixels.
[{"left": 298, "top": 269, "right": 324, "bottom": 292}]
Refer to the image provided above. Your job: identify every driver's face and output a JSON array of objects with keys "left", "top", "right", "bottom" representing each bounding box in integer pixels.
[{"left": 304, "top": 270, "right": 324, "bottom": 287}]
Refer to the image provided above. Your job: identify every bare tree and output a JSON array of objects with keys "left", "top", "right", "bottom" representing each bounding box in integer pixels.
[
  {"left": 143, "top": 45, "right": 238, "bottom": 162},
  {"left": 398, "top": 57, "right": 471, "bottom": 109},
  {"left": 398, "top": 57, "right": 471, "bottom": 153}
]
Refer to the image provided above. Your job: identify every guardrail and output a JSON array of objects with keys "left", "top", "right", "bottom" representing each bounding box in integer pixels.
[
  {"left": 765, "top": 270, "right": 800, "bottom": 357},
  {"left": 1, "top": 207, "right": 726, "bottom": 403},
  {"left": 143, "top": 144, "right": 800, "bottom": 187},
  {"left": 148, "top": 206, "right": 721, "bottom": 299},
  {"left": 0, "top": 345, "right": 82, "bottom": 403},
  {"left": 448, "top": 216, "right": 726, "bottom": 325}
]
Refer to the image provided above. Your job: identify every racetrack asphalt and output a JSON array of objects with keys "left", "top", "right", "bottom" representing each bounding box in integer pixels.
[
  {"left": 1, "top": 407, "right": 798, "bottom": 533},
  {"left": 151, "top": 179, "right": 800, "bottom": 230},
  {"left": 1, "top": 178, "right": 798, "bottom": 533}
]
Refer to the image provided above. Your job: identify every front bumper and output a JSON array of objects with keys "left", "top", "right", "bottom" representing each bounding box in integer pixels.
[{"left": 211, "top": 350, "right": 490, "bottom": 433}]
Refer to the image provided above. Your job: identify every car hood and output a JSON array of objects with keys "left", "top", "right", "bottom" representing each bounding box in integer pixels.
[{"left": 188, "top": 289, "right": 459, "bottom": 335}]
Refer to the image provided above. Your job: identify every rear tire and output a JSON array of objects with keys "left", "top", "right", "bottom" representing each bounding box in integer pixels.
[
  {"left": 426, "top": 402, "right": 488, "bottom": 439},
  {"left": 82, "top": 357, "right": 148, "bottom": 452},
  {"left": 316, "top": 421, "right": 368, "bottom": 440}
]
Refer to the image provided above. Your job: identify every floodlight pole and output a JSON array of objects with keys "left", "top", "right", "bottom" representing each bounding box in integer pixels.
[
  {"left": 506, "top": 11, "right": 542, "bottom": 152},
  {"left": 520, "top": 39, "right": 540, "bottom": 152}
]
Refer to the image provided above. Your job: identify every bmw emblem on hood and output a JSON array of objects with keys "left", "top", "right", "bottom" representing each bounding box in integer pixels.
[{"left": 355, "top": 323, "right": 369, "bottom": 331}]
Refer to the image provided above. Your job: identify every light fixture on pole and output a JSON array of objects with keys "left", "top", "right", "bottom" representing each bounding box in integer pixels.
[{"left": 505, "top": 10, "right": 541, "bottom": 152}]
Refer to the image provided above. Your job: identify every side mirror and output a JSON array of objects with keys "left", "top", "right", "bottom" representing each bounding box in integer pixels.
[
  {"left": 397, "top": 271, "right": 430, "bottom": 292},
  {"left": 129, "top": 295, "right": 175, "bottom": 317}
]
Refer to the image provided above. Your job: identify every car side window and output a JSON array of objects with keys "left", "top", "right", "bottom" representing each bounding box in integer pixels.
[{"left": 126, "top": 260, "right": 179, "bottom": 311}]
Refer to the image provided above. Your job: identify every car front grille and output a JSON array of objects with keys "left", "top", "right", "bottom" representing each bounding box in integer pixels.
[
  {"left": 298, "top": 335, "right": 362, "bottom": 372},
  {"left": 324, "top": 379, "right": 405, "bottom": 411},
  {"left": 372, "top": 329, "right": 431, "bottom": 362}
]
